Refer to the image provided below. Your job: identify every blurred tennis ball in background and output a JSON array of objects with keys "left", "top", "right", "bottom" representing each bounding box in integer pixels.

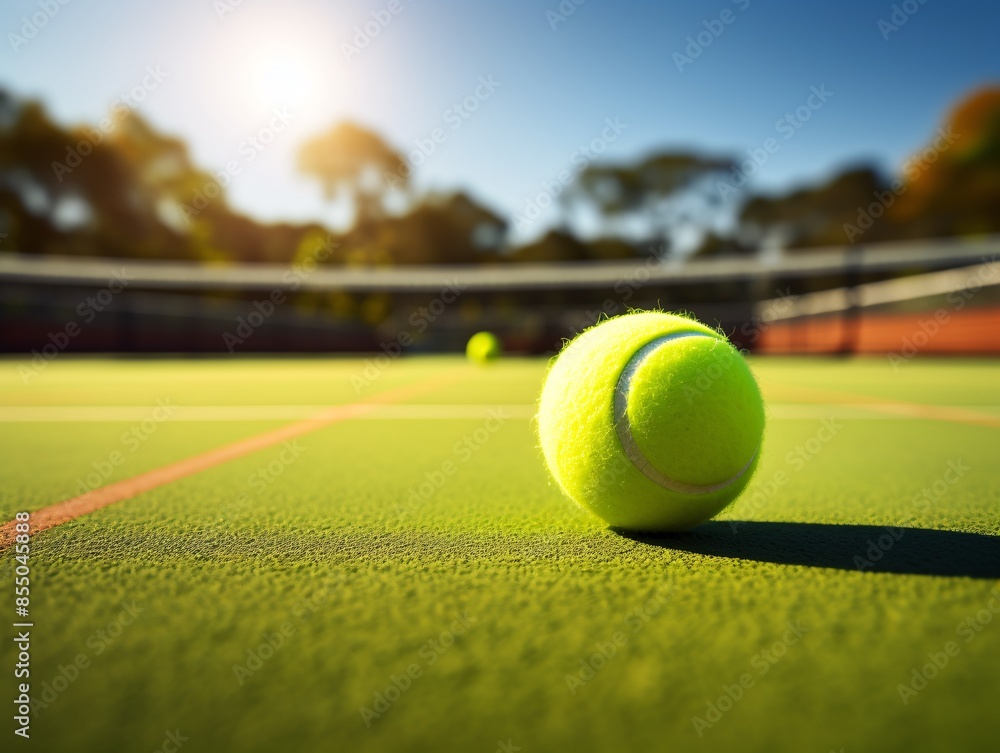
[{"left": 466, "top": 331, "right": 503, "bottom": 364}]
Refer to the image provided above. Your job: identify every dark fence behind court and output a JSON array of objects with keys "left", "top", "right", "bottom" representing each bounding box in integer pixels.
[{"left": 2, "top": 236, "right": 998, "bottom": 356}]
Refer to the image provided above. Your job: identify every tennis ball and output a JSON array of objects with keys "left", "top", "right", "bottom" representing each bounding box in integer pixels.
[
  {"left": 537, "top": 311, "right": 764, "bottom": 531},
  {"left": 466, "top": 331, "right": 502, "bottom": 364}
]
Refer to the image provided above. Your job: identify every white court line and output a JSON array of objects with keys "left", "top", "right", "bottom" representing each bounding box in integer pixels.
[
  {"left": 748, "top": 402, "right": 1000, "bottom": 421},
  {"left": 769, "top": 403, "right": 1000, "bottom": 420},
  {"left": 0, "top": 403, "right": 997, "bottom": 422},
  {"left": 0, "top": 404, "right": 538, "bottom": 422}
]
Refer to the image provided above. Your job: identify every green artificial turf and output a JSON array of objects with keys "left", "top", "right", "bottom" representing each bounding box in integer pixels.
[{"left": 1, "top": 356, "right": 999, "bottom": 753}]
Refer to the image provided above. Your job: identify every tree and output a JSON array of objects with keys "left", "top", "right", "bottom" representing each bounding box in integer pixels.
[
  {"left": 690, "top": 231, "right": 754, "bottom": 258},
  {"left": 739, "top": 166, "right": 891, "bottom": 250},
  {"left": 563, "top": 151, "right": 734, "bottom": 254},
  {"left": 0, "top": 93, "right": 200, "bottom": 259},
  {"left": 736, "top": 87, "right": 1000, "bottom": 250},
  {"left": 373, "top": 192, "right": 507, "bottom": 265},
  {"left": 0, "top": 88, "right": 321, "bottom": 262},
  {"left": 890, "top": 86, "right": 1000, "bottom": 239},
  {"left": 297, "top": 122, "right": 408, "bottom": 229},
  {"left": 507, "top": 230, "right": 592, "bottom": 263}
]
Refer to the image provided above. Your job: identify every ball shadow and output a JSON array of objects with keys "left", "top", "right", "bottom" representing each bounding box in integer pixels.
[{"left": 614, "top": 521, "right": 1000, "bottom": 579}]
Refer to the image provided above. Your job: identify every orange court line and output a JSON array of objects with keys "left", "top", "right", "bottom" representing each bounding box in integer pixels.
[
  {"left": 761, "top": 381, "right": 1000, "bottom": 429},
  {"left": 0, "top": 367, "right": 473, "bottom": 551}
]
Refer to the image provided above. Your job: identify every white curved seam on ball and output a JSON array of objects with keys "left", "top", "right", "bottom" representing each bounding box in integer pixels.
[{"left": 613, "top": 332, "right": 760, "bottom": 496}]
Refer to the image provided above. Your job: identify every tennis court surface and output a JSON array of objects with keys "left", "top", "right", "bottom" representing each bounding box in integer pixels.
[{"left": 3, "top": 356, "right": 999, "bottom": 752}]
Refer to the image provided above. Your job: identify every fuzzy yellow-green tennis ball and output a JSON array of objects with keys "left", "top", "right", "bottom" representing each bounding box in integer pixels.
[
  {"left": 466, "top": 331, "right": 502, "bottom": 364},
  {"left": 537, "top": 311, "right": 765, "bottom": 531}
]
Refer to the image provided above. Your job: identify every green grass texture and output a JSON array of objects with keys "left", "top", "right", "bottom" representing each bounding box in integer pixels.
[{"left": 1, "top": 356, "right": 999, "bottom": 753}]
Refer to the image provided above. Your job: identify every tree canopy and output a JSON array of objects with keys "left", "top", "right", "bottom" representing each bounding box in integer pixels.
[{"left": 1, "top": 85, "right": 997, "bottom": 265}]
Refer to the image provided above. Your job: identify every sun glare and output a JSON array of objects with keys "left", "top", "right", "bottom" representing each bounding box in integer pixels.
[
  {"left": 207, "top": 6, "right": 351, "bottom": 127},
  {"left": 243, "top": 49, "right": 315, "bottom": 107},
  {"left": 248, "top": 48, "right": 315, "bottom": 109}
]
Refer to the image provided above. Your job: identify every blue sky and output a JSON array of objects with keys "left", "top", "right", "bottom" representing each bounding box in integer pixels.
[{"left": 3, "top": 0, "right": 997, "bottom": 241}]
